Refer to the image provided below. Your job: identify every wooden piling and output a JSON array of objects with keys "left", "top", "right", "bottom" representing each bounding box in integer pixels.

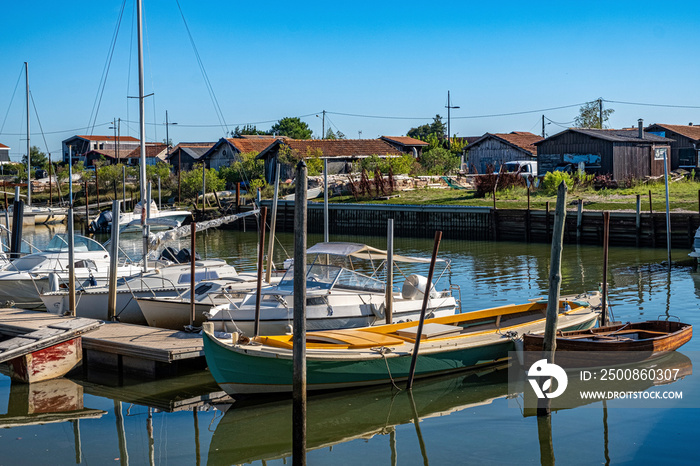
[
  {"left": 545, "top": 201, "right": 550, "bottom": 240},
  {"left": 576, "top": 200, "right": 583, "bottom": 243},
  {"left": 236, "top": 182, "right": 241, "bottom": 213},
  {"left": 292, "top": 161, "right": 308, "bottom": 466},
  {"left": 85, "top": 181, "right": 89, "bottom": 227},
  {"left": 266, "top": 165, "right": 281, "bottom": 284},
  {"left": 95, "top": 169, "right": 100, "bottom": 212},
  {"left": 407, "top": 230, "right": 442, "bottom": 390},
  {"left": 538, "top": 181, "right": 567, "bottom": 417},
  {"left": 253, "top": 207, "right": 267, "bottom": 337},
  {"left": 648, "top": 190, "right": 653, "bottom": 213},
  {"left": 602, "top": 211, "right": 610, "bottom": 326},
  {"left": 107, "top": 200, "right": 121, "bottom": 321},
  {"left": 635, "top": 195, "right": 641, "bottom": 247}
]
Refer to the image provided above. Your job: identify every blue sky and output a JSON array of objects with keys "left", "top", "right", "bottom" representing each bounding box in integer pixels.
[{"left": 2, "top": 0, "right": 699, "bottom": 161}]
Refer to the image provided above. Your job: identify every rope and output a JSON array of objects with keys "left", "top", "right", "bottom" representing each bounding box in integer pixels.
[{"left": 373, "top": 346, "right": 402, "bottom": 391}]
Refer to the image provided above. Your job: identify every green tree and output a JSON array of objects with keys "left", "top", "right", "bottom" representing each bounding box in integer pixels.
[
  {"left": 22, "top": 146, "right": 48, "bottom": 170},
  {"left": 417, "top": 147, "right": 460, "bottom": 175},
  {"left": 574, "top": 99, "right": 614, "bottom": 129},
  {"left": 270, "top": 117, "right": 313, "bottom": 139},
  {"left": 181, "top": 163, "right": 225, "bottom": 202},
  {"left": 231, "top": 125, "right": 269, "bottom": 137},
  {"left": 407, "top": 115, "right": 447, "bottom": 140},
  {"left": 146, "top": 162, "right": 172, "bottom": 186},
  {"left": 324, "top": 128, "right": 346, "bottom": 140},
  {"left": 219, "top": 152, "right": 265, "bottom": 185}
]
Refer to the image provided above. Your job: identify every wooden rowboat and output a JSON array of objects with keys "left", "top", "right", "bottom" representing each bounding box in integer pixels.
[
  {"left": 202, "top": 299, "right": 599, "bottom": 396},
  {"left": 522, "top": 320, "right": 692, "bottom": 367}
]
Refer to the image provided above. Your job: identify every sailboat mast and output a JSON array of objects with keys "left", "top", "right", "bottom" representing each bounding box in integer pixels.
[
  {"left": 25, "top": 62, "right": 31, "bottom": 206},
  {"left": 137, "top": 0, "right": 148, "bottom": 271}
]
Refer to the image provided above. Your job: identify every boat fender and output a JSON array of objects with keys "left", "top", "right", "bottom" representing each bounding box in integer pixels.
[
  {"left": 370, "top": 303, "right": 385, "bottom": 319},
  {"left": 231, "top": 332, "right": 239, "bottom": 344},
  {"left": 48, "top": 272, "right": 60, "bottom": 292}
]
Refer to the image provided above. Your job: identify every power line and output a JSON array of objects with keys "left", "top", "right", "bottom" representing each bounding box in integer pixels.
[{"left": 603, "top": 99, "right": 700, "bottom": 110}]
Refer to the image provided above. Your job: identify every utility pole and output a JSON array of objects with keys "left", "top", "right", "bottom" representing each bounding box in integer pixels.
[
  {"left": 445, "top": 91, "right": 460, "bottom": 147},
  {"left": 542, "top": 115, "right": 546, "bottom": 138},
  {"left": 598, "top": 98, "right": 603, "bottom": 129},
  {"left": 322, "top": 110, "right": 326, "bottom": 139},
  {"left": 165, "top": 111, "right": 177, "bottom": 156}
]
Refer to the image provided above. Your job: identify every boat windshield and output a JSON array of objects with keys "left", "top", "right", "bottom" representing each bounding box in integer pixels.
[
  {"left": 278, "top": 264, "right": 384, "bottom": 294},
  {"left": 45, "top": 234, "right": 107, "bottom": 253}
]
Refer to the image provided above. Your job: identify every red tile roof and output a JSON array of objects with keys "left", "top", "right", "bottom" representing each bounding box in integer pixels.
[
  {"left": 648, "top": 124, "right": 700, "bottom": 141},
  {"left": 381, "top": 136, "right": 429, "bottom": 146},
  {"left": 125, "top": 143, "right": 169, "bottom": 158},
  {"left": 226, "top": 138, "right": 279, "bottom": 154},
  {"left": 0, "top": 143, "right": 8, "bottom": 149},
  {"left": 75, "top": 135, "right": 140, "bottom": 143},
  {"left": 280, "top": 139, "right": 405, "bottom": 158}
]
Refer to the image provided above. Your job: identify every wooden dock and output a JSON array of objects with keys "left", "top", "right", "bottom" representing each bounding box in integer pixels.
[{"left": 0, "top": 308, "right": 205, "bottom": 378}]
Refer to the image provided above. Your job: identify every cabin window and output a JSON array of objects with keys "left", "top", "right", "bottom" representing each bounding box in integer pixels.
[
  {"left": 655, "top": 148, "right": 667, "bottom": 161},
  {"left": 177, "top": 271, "right": 220, "bottom": 284}
]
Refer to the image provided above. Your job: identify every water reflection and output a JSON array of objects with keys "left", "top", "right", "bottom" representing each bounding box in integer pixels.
[{"left": 207, "top": 365, "right": 512, "bottom": 465}]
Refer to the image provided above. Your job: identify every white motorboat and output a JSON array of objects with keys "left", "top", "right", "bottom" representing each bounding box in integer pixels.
[
  {"left": 136, "top": 276, "right": 282, "bottom": 330},
  {"left": 40, "top": 259, "right": 242, "bottom": 325},
  {"left": 0, "top": 234, "right": 141, "bottom": 309},
  {"left": 89, "top": 200, "right": 191, "bottom": 233},
  {"left": 205, "top": 242, "right": 460, "bottom": 335}
]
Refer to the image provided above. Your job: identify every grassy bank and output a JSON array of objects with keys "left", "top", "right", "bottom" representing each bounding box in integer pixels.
[{"left": 321, "top": 179, "right": 700, "bottom": 212}]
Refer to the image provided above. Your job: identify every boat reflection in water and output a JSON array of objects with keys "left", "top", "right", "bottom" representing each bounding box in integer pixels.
[{"left": 207, "top": 364, "right": 512, "bottom": 465}]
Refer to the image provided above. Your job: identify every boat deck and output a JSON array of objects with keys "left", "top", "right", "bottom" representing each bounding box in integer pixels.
[{"left": 0, "top": 308, "right": 204, "bottom": 378}]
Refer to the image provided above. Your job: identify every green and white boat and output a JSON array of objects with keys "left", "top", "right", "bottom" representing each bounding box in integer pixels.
[{"left": 202, "top": 299, "right": 598, "bottom": 396}]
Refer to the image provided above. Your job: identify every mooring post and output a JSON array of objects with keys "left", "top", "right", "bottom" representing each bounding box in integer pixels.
[
  {"left": 95, "top": 168, "right": 101, "bottom": 212},
  {"left": 662, "top": 149, "right": 672, "bottom": 269},
  {"left": 292, "top": 161, "right": 308, "bottom": 466},
  {"left": 545, "top": 201, "right": 550, "bottom": 240},
  {"left": 407, "top": 230, "right": 443, "bottom": 390},
  {"left": 236, "top": 182, "right": 241, "bottom": 213},
  {"left": 602, "top": 211, "right": 610, "bottom": 326},
  {"left": 107, "top": 200, "right": 121, "bottom": 321},
  {"left": 266, "top": 164, "right": 281, "bottom": 283},
  {"left": 698, "top": 189, "right": 700, "bottom": 215},
  {"left": 84, "top": 180, "right": 89, "bottom": 230},
  {"left": 122, "top": 165, "right": 126, "bottom": 207},
  {"left": 253, "top": 206, "right": 267, "bottom": 337},
  {"left": 10, "top": 198, "right": 24, "bottom": 260},
  {"left": 190, "top": 222, "right": 196, "bottom": 327},
  {"left": 385, "top": 218, "right": 394, "bottom": 325},
  {"left": 648, "top": 190, "right": 653, "bottom": 213},
  {"left": 636, "top": 194, "right": 641, "bottom": 247},
  {"left": 576, "top": 200, "right": 583, "bottom": 243},
  {"left": 538, "top": 181, "right": 567, "bottom": 417}
]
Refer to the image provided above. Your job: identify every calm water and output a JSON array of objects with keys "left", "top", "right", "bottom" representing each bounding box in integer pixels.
[{"left": 0, "top": 224, "right": 698, "bottom": 465}]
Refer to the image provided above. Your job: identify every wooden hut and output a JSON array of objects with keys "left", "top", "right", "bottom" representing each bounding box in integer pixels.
[{"left": 535, "top": 124, "right": 672, "bottom": 179}]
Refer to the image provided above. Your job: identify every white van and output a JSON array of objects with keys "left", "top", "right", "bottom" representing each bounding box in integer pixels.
[{"left": 503, "top": 160, "right": 537, "bottom": 177}]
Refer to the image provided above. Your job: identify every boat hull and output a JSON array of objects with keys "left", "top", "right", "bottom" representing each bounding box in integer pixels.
[
  {"left": 203, "top": 305, "right": 598, "bottom": 395},
  {"left": 7, "top": 338, "right": 82, "bottom": 383}
]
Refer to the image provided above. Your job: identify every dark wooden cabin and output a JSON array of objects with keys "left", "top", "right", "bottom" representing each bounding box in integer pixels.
[
  {"left": 536, "top": 126, "right": 672, "bottom": 179},
  {"left": 645, "top": 123, "right": 700, "bottom": 170}
]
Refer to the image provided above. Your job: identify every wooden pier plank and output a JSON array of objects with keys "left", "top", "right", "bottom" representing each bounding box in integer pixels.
[{"left": 0, "top": 308, "right": 203, "bottom": 365}]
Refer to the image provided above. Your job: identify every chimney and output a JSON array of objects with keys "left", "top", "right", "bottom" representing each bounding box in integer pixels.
[{"left": 638, "top": 119, "right": 644, "bottom": 139}]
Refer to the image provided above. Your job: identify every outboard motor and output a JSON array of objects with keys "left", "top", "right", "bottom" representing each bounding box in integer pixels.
[
  {"left": 401, "top": 274, "right": 438, "bottom": 300},
  {"left": 175, "top": 248, "right": 201, "bottom": 264},
  {"left": 160, "top": 246, "right": 180, "bottom": 263},
  {"left": 89, "top": 210, "right": 113, "bottom": 233}
]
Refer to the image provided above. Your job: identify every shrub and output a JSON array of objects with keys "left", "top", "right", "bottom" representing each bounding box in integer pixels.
[{"left": 541, "top": 171, "right": 573, "bottom": 195}]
